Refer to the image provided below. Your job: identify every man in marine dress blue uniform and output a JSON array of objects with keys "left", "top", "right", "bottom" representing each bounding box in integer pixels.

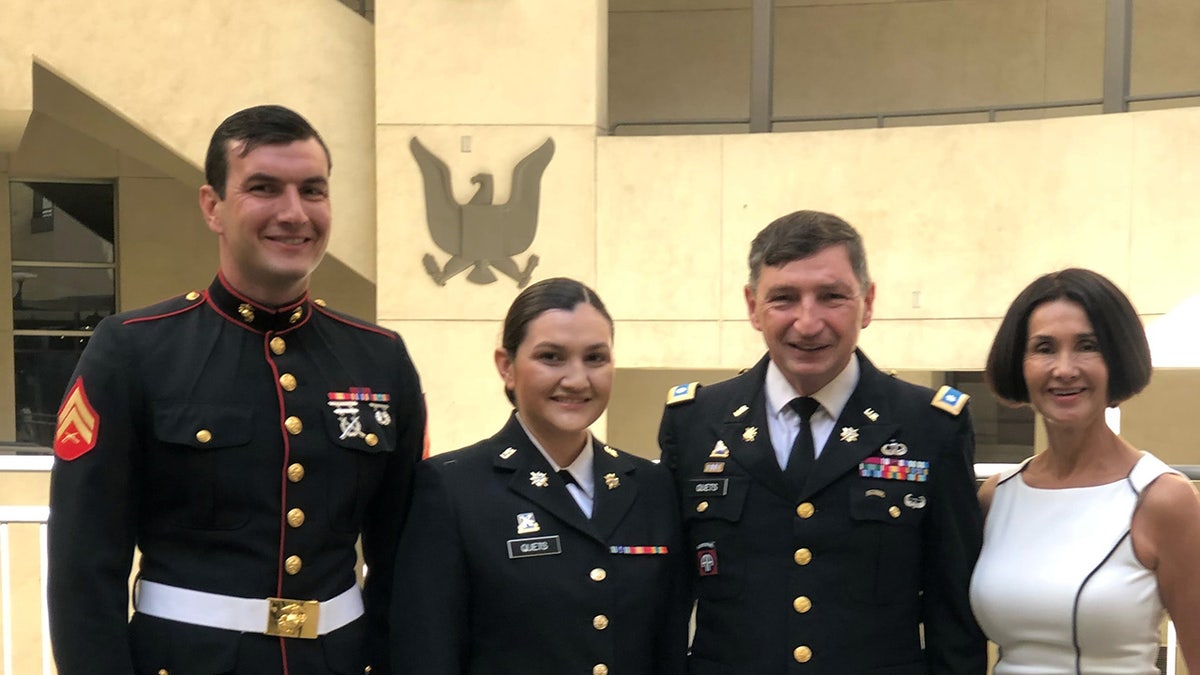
[
  {"left": 46, "top": 105, "right": 425, "bottom": 675},
  {"left": 659, "top": 210, "right": 985, "bottom": 674}
]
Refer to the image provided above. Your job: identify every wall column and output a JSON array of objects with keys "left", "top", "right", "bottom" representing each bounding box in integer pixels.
[{"left": 375, "top": 0, "right": 608, "bottom": 453}]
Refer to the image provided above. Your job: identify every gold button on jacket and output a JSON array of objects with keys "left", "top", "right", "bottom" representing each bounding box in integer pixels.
[
  {"left": 794, "top": 548, "right": 812, "bottom": 565},
  {"left": 287, "top": 508, "right": 305, "bottom": 528},
  {"left": 269, "top": 336, "right": 286, "bottom": 355},
  {"left": 793, "top": 645, "right": 813, "bottom": 663},
  {"left": 287, "top": 463, "right": 305, "bottom": 483},
  {"left": 279, "top": 373, "right": 297, "bottom": 391},
  {"left": 284, "top": 416, "right": 303, "bottom": 435},
  {"left": 284, "top": 555, "right": 303, "bottom": 575}
]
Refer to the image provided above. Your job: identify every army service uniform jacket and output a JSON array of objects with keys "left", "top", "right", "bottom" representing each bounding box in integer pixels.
[
  {"left": 658, "top": 352, "right": 985, "bottom": 675},
  {"left": 47, "top": 274, "right": 425, "bottom": 675},
  {"left": 391, "top": 413, "right": 690, "bottom": 675}
]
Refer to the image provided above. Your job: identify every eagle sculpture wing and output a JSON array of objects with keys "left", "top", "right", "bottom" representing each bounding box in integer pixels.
[
  {"left": 500, "top": 138, "right": 555, "bottom": 256},
  {"left": 410, "top": 137, "right": 462, "bottom": 254}
]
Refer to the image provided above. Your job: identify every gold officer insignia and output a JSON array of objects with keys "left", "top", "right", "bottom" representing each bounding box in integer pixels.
[
  {"left": 732, "top": 405, "right": 749, "bottom": 418},
  {"left": 499, "top": 447, "right": 517, "bottom": 459},
  {"left": 604, "top": 473, "right": 620, "bottom": 490},
  {"left": 863, "top": 408, "right": 879, "bottom": 422},
  {"left": 530, "top": 471, "right": 549, "bottom": 488},
  {"left": 604, "top": 445, "right": 618, "bottom": 458},
  {"left": 743, "top": 426, "right": 758, "bottom": 442},
  {"left": 839, "top": 427, "right": 860, "bottom": 443}
]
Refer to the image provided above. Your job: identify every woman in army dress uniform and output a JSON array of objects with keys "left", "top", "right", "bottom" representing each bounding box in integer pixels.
[{"left": 392, "top": 277, "right": 688, "bottom": 675}]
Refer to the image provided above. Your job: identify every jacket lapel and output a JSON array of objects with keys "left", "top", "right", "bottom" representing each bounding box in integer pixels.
[
  {"left": 589, "top": 440, "right": 638, "bottom": 541},
  {"left": 801, "top": 353, "right": 899, "bottom": 499},
  {"left": 724, "top": 357, "right": 793, "bottom": 502},
  {"left": 493, "top": 415, "right": 599, "bottom": 540}
]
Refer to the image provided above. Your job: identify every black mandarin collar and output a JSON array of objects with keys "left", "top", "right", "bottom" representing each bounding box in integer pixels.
[{"left": 206, "top": 274, "right": 312, "bottom": 334}]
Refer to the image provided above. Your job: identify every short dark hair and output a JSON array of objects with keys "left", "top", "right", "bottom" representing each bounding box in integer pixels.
[
  {"left": 985, "top": 268, "right": 1152, "bottom": 405},
  {"left": 748, "top": 210, "right": 870, "bottom": 292},
  {"left": 500, "top": 277, "right": 614, "bottom": 405},
  {"left": 204, "top": 105, "right": 331, "bottom": 199}
]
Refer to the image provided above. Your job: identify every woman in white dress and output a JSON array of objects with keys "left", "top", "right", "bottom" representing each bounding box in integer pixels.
[{"left": 970, "top": 268, "right": 1200, "bottom": 674}]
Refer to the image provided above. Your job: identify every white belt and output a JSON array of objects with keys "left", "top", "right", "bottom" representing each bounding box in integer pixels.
[{"left": 135, "top": 580, "right": 363, "bottom": 639}]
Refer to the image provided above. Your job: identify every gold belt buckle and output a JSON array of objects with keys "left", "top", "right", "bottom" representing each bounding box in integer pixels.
[{"left": 266, "top": 597, "right": 320, "bottom": 639}]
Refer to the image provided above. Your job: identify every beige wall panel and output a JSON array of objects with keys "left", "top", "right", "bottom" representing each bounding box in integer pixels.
[
  {"left": 858, "top": 318, "right": 1001, "bottom": 372},
  {"left": 1121, "top": 369, "right": 1200, "bottom": 466},
  {"left": 1044, "top": 0, "right": 1104, "bottom": 101},
  {"left": 720, "top": 318, "right": 770, "bottom": 370},
  {"left": 2, "top": 0, "right": 376, "bottom": 282},
  {"left": 608, "top": 9, "right": 750, "bottom": 124},
  {"left": 10, "top": 113, "right": 119, "bottom": 178},
  {"left": 117, "top": 177, "right": 215, "bottom": 310},
  {"left": 382, "top": 319, "right": 513, "bottom": 456},
  {"left": 377, "top": 0, "right": 604, "bottom": 127},
  {"left": 610, "top": 320, "right": 723, "bottom": 369},
  {"left": 607, "top": 367, "right": 739, "bottom": 460},
  {"left": 117, "top": 152, "right": 169, "bottom": 179},
  {"left": 1128, "top": 107, "right": 1200, "bottom": 313},
  {"left": 1131, "top": 0, "right": 1200, "bottom": 96},
  {"left": 0, "top": 111, "right": 31, "bottom": 153},
  {"left": 596, "top": 136, "right": 724, "bottom": 320},
  {"left": 717, "top": 115, "right": 1135, "bottom": 323},
  {"left": 377, "top": 125, "right": 596, "bottom": 322}
]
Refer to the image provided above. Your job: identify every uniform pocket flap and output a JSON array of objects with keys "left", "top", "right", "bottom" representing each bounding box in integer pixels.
[
  {"left": 152, "top": 403, "right": 253, "bottom": 448},
  {"left": 850, "top": 481, "right": 928, "bottom": 526},
  {"left": 321, "top": 402, "right": 395, "bottom": 454},
  {"left": 685, "top": 477, "right": 750, "bottom": 523}
]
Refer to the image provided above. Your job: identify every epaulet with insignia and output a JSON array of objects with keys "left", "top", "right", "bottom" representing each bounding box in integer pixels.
[
  {"left": 931, "top": 385, "right": 969, "bottom": 416},
  {"left": 666, "top": 382, "right": 700, "bottom": 406}
]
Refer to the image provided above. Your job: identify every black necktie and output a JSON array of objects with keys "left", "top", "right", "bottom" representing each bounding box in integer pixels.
[
  {"left": 785, "top": 397, "right": 820, "bottom": 482},
  {"left": 558, "top": 469, "right": 578, "bottom": 487}
]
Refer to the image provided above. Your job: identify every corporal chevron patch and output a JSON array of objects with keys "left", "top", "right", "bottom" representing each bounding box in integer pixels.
[{"left": 55, "top": 378, "right": 99, "bottom": 461}]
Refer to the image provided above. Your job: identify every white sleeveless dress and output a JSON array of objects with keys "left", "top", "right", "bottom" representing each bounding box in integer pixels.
[{"left": 969, "top": 452, "right": 1177, "bottom": 675}]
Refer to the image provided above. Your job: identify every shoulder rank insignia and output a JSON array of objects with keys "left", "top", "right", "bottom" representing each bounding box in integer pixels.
[
  {"left": 666, "top": 382, "right": 700, "bottom": 406},
  {"left": 931, "top": 385, "right": 969, "bottom": 415},
  {"left": 54, "top": 378, "right": 99, "bottom": 461}
]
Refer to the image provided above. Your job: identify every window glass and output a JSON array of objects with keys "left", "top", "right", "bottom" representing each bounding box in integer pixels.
[
  {"left": 12, "top": 265, "right": 115, "bottom": 331},
  {"left": 14, "top": 335, "right": 90, "bottom": 448},
  {"left": 9, "top": 181, "right": 115, "bottom": 263}
]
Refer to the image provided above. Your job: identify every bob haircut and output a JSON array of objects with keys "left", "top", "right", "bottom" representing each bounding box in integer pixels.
[
  {"left": 985, "top": 268, "right": 1151, "bottom": 405},
  {"left": 500, "top": 277, "right": 613, "bottom": 405}
]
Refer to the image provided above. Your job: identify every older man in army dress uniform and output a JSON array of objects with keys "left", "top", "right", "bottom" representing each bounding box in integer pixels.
[
  {"left": 659, "top": 210, "right": 985, "bottom": 674},
  {"left": 46, "top": 105, "right": 425, "bottom": 675}
]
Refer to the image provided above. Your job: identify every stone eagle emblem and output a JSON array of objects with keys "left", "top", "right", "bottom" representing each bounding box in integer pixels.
[{"left": 411, "top": 137, "right": 555, "bottom": 288}]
